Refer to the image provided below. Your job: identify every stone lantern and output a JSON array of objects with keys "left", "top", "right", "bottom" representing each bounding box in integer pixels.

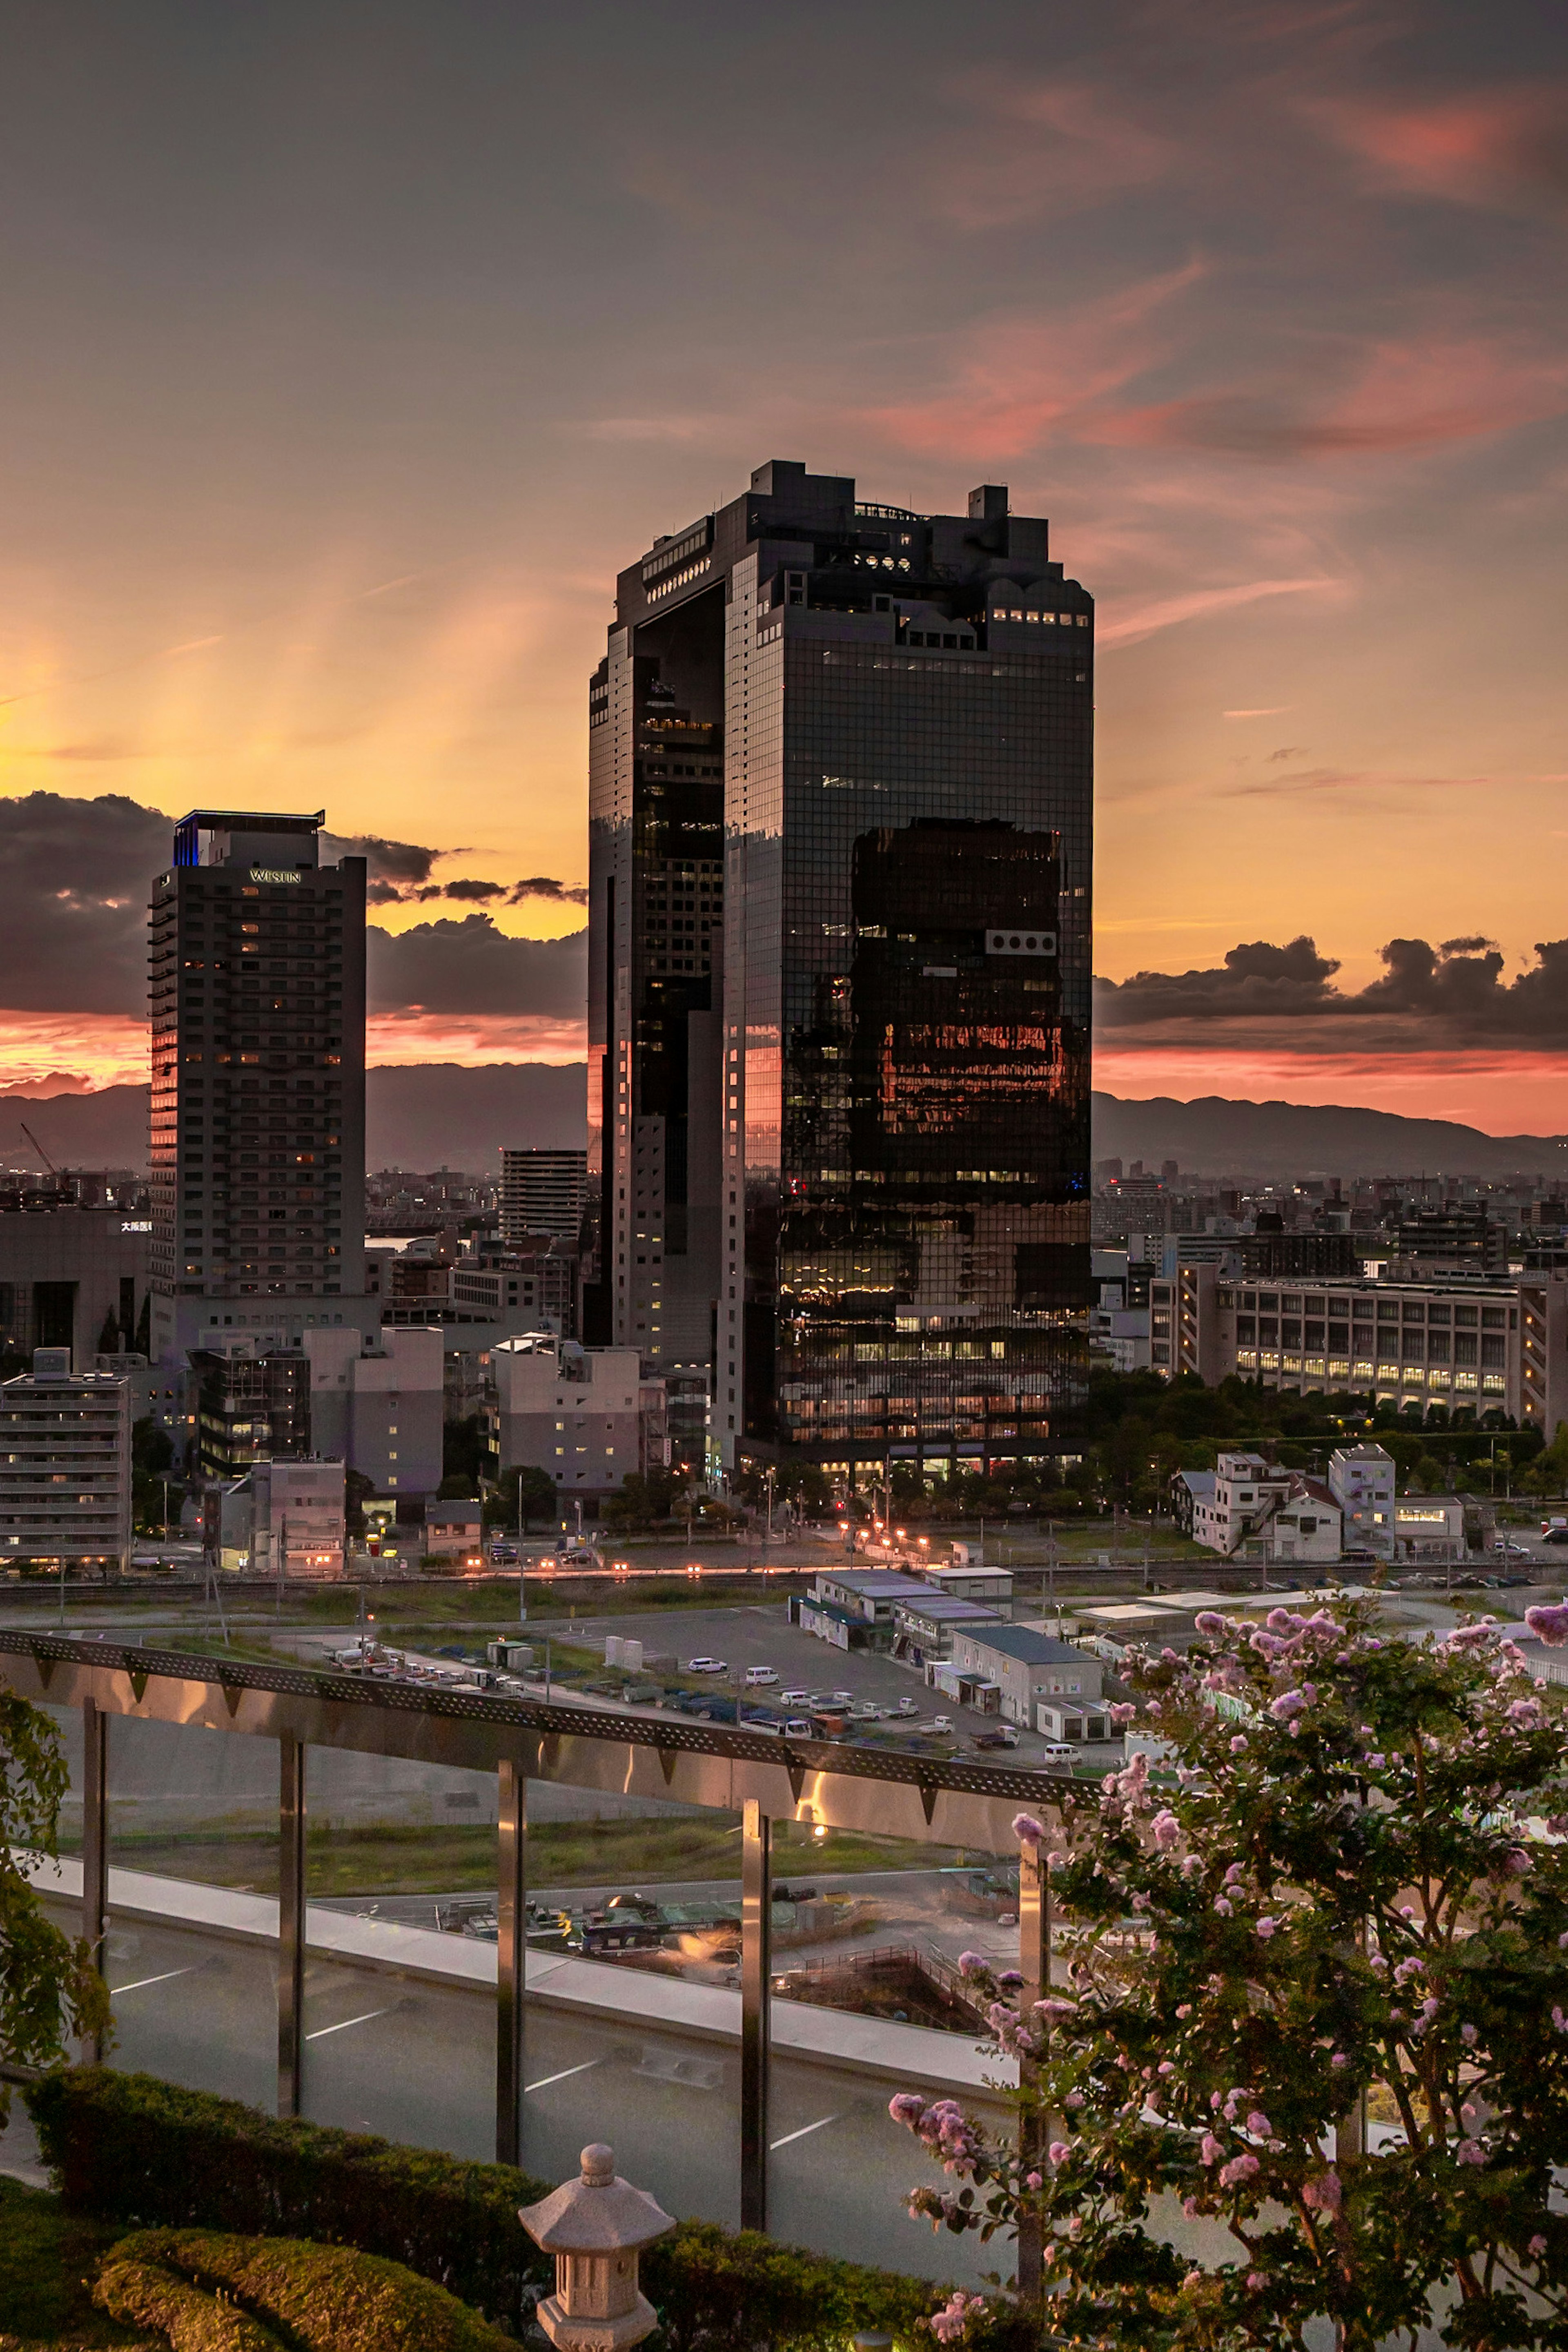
[{"left": 519, "top": 2143, "right": 675, "bottom": 2352}]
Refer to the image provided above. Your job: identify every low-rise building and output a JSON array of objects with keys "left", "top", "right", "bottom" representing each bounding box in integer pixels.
[
  {"left": 491, "top": 1334, "right": 659, "bottom": 1507},
  {"left": 1390, "top": 1495, "right": 1468, "bottom": 1559},
  {"left": 230, "top": 1457, "right": 345, "bottom": 1578},
  {"left": 1328, "top": 1444, "right": 1396, "bottom": 1556},
  {"left": 946, "top": 1623, "right": 1109, "bottom": 1737},
  {"left": 1191, "top": 1451, "right": 1342, "bottom": 1564},
  {"left": 0, "top": 1349, "right": 132, "bottom": 1576},
  {"left": 306, "top": 1326, "right": 443, "bottom": 1500},
  {"left": 891, "top": 1593, "right": 1003, "bottom": 1665},
  {"left": 426, "top": 1497, "right": 484, "bottom": 1563},
  {"left": 917, "top": 1561, "right": 1014, "bottom": 1607}
]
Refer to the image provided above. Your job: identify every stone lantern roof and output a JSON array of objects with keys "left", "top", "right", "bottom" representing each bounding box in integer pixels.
[{"left": 520, "top": 2144, "right": 676, "bottom": 2252}]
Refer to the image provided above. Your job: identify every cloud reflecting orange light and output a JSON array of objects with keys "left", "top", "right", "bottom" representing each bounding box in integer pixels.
[
  {"left": 0, "top": 1008, "right": 589, "bottom": 1096},
  {"left": 1096, "top": 1048, "right": 1568, "bottom": 1136}
]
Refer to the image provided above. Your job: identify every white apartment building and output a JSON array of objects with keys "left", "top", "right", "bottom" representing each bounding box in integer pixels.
[
  {"left": 0, "top": 1349, "right": 132, "bottom": 1575},
  {"left": 1328, "top": 1444, "right": 1396, "bottom": 1556},
  {"left": 491, "top": 1334, "right": 662, "bottom": 1505},
  {"left": 1190, "top": 1450, "right": 1342, "bottom": 1564},
  {"left": 305, "top": 1326, "right": 443, "bottom": 1500}
]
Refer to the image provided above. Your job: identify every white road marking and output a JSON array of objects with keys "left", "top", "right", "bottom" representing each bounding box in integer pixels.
[
  {"left": 304, "top": 2007, "right": 391, "bottom": 2040},
  {"left": 770, "top": 2113, "right": 840, "bottom": 2149},
  {"left": 109, "top": 1967, "right": 198, "bottom": 1996},
  {"left": 526, "top": 2059, "right": 603, "bottom": 2093}
]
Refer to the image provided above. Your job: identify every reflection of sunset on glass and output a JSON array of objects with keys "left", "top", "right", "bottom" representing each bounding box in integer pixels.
[{"left": 0, "top": 4, "right": 1561, "bottom": 1131}]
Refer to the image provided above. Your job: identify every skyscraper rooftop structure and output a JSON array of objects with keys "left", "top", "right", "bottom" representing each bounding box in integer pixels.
[
  {"left": 148, "top": 809, "right": 368, "bottom": 1364},
  {"left": 585, "top": 462, "right": 1092, "bottom": 1481}
]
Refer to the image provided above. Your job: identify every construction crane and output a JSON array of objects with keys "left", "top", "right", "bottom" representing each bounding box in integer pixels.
[{"left": 19, "top": 1122, "right": 59, "bottom": 1178}]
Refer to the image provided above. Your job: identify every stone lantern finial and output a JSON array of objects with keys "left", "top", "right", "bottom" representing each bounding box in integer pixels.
[{"left": 519, "top": 2142, "right": 676, "bottom": 2352}]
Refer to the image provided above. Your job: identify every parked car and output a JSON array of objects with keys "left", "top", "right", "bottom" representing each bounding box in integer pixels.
[
  {"left": 895, "top": 1697, "right": 920, "bottom": 1714},
  {"left": 1544, "top": 1529, "right": 1568, "bottom": 1547},
  {"left": 780, "top": 1688, "right": 811, "bottom": 1704},
  {"left": 971, "top": 1728, "right": 1019, "bottom": 1751},
  {"left": 684, "top": 1656, "right": 728, "bottom": 1674},
  {"left": 831, "top": 1689, "right": 855, "bottom": 1703},
  {"left": 1493, "top": 1541, "right": 1532, "bottom": 1558},
  {"left": 783, "top": 1718, "right": 814, "bottom": 1738},
  {"left": 931, "top": 1715, "right": 955, "bottom": 1734},
  {"left": 744, "top": 1665, "right": 780, "bottom": 1685},
  {"left": 1040, "top": 1743, "right": 1079, "bottom": 1767}
]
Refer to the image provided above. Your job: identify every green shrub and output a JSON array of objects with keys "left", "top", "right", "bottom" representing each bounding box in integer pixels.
[
  {"left": 28, "top": 2071, "right": 550, "bottom": 2330},
  {"left": 94, "top": 2229, "right": 515, "bottom": 2352},
  {"left": 27, "top": 2070, "right": 1030, "bottom": 2352}
]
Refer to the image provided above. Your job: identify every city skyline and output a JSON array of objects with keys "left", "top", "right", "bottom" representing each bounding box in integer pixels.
[{"left": 0, "top": 2, "right": 1563, "bottom": 1132}]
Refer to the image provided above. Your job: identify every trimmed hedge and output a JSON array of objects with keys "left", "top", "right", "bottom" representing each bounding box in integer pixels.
[
  {"left": 28, "top": 2070, "right": 1032, "bottom": 2352},
  {"left": 94, "top": 2228, "right": 516, "bottom": 2352}
]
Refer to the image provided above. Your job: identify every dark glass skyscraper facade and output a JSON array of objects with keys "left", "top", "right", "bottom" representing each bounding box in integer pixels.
[{"left": 586, "top": 462, "right": 1091, "bottom": 1481}]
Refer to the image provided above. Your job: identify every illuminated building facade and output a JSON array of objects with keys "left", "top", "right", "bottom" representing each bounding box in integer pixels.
[{"left": 586, "top": 461, "right": 1092, "bottom": 1479}]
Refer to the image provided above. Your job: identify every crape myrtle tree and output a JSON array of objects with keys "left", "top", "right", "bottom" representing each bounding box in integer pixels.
[
  {"left": 891, "top": 1598, "right": 1568, "bottom": 2352},
  {"left": 0, "top": 1694, "right": 109, "bottom": 2112}
]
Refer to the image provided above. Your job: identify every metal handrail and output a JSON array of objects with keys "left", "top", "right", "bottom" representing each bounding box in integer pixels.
[{"left": 0, "top": 1629, "right": 1060, "bottom": 1804}]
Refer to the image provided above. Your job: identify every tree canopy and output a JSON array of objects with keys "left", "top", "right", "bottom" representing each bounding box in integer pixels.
[{"left": 894, "top": 1598, "right": 1568, "bottom": 2350}]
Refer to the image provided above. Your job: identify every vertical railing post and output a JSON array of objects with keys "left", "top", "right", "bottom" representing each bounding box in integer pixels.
[
  {"left": 80, "top": 1697, "right": 108, "bottom": 2063},
  {"left": 278, "top": 1732, "right": 305, "bottom": 2118},
  {"left": 740, "top": 1797, "right": 771, "bottom": 2233},
  {"left": 496, "top": 1755, "right": 528, "bottom": 2166},
  {"left": 1016, "top": 1836, "right": 1051, "bottom": 2299}
]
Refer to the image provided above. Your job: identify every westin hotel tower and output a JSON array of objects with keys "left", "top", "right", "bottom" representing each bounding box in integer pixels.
[{"left": 584, "top": 461, "right": 1092, "bottom": 1482}]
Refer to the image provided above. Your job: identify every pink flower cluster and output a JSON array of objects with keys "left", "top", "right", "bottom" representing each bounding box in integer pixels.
[
  {"left": 925, "top": 2290, "right": 988, "bottom": 2343},
  {"left": 1526, "top": 1604, "right": 1568, "bottom": 1648}
]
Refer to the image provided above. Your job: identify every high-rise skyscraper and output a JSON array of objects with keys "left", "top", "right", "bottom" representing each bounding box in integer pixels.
[
  {"left": 584, "top": 463, "right": 1092, "bottom": 1483},
  {"left": 147, "top": 810, "right": 368, "bottom": 1364}
]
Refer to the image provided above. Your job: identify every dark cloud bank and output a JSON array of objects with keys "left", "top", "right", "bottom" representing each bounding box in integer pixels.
[
  {"left": 0, "top": 794, "right": 584, "bottom": 1023},
  {"left": 1096, "top": 934, "right": 1568, "bottom": 1048}
]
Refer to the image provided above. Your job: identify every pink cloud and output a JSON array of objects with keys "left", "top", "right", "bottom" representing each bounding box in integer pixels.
[
  {"left": 864, "top": 261, "right": 1205, "bottom": 461},
  {"left": 1309, "top": 88, "right": 1568, "bottom": 212},
  {"left": 931, "top": 72, "right": 1174, "bottom": 229},
  {"left": 1089, "top": 332, "right": 1568, "bottom": 459},
  {"left": 1098, "top": 575, "right": 1340, "bottom": 649}
]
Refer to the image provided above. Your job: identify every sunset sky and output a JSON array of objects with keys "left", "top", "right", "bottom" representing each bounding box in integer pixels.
[{"left": 0, "top": 0, "right": 1564, "bottom": 1131}]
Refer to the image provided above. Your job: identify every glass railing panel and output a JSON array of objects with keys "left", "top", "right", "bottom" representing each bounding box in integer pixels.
[
  {"left": 300, "top": 1744, "right": 499, "bottom": 2157},
  {"left": 104, "top": 1714, "right": 279, "bottom": 2109},
  {"left": 767, "top": 1817, "right": 1009, "bottom": 2280},
  {"left": 519, "top": 1778, "right": 744, "bottom": 2222}
]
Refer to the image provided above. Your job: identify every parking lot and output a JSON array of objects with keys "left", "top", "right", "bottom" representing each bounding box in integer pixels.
[{"left": 508, "top": 1597, "right": 1105, "bottom": 1768}]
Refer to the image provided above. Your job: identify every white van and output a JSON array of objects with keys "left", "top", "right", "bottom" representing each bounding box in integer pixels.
[
  {"left": 744, "top": 1665, "right": 780, "bottom": 1686},
  {"left": 1040, "top": 1742, "right": 1078, "bottom": 1768}
]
